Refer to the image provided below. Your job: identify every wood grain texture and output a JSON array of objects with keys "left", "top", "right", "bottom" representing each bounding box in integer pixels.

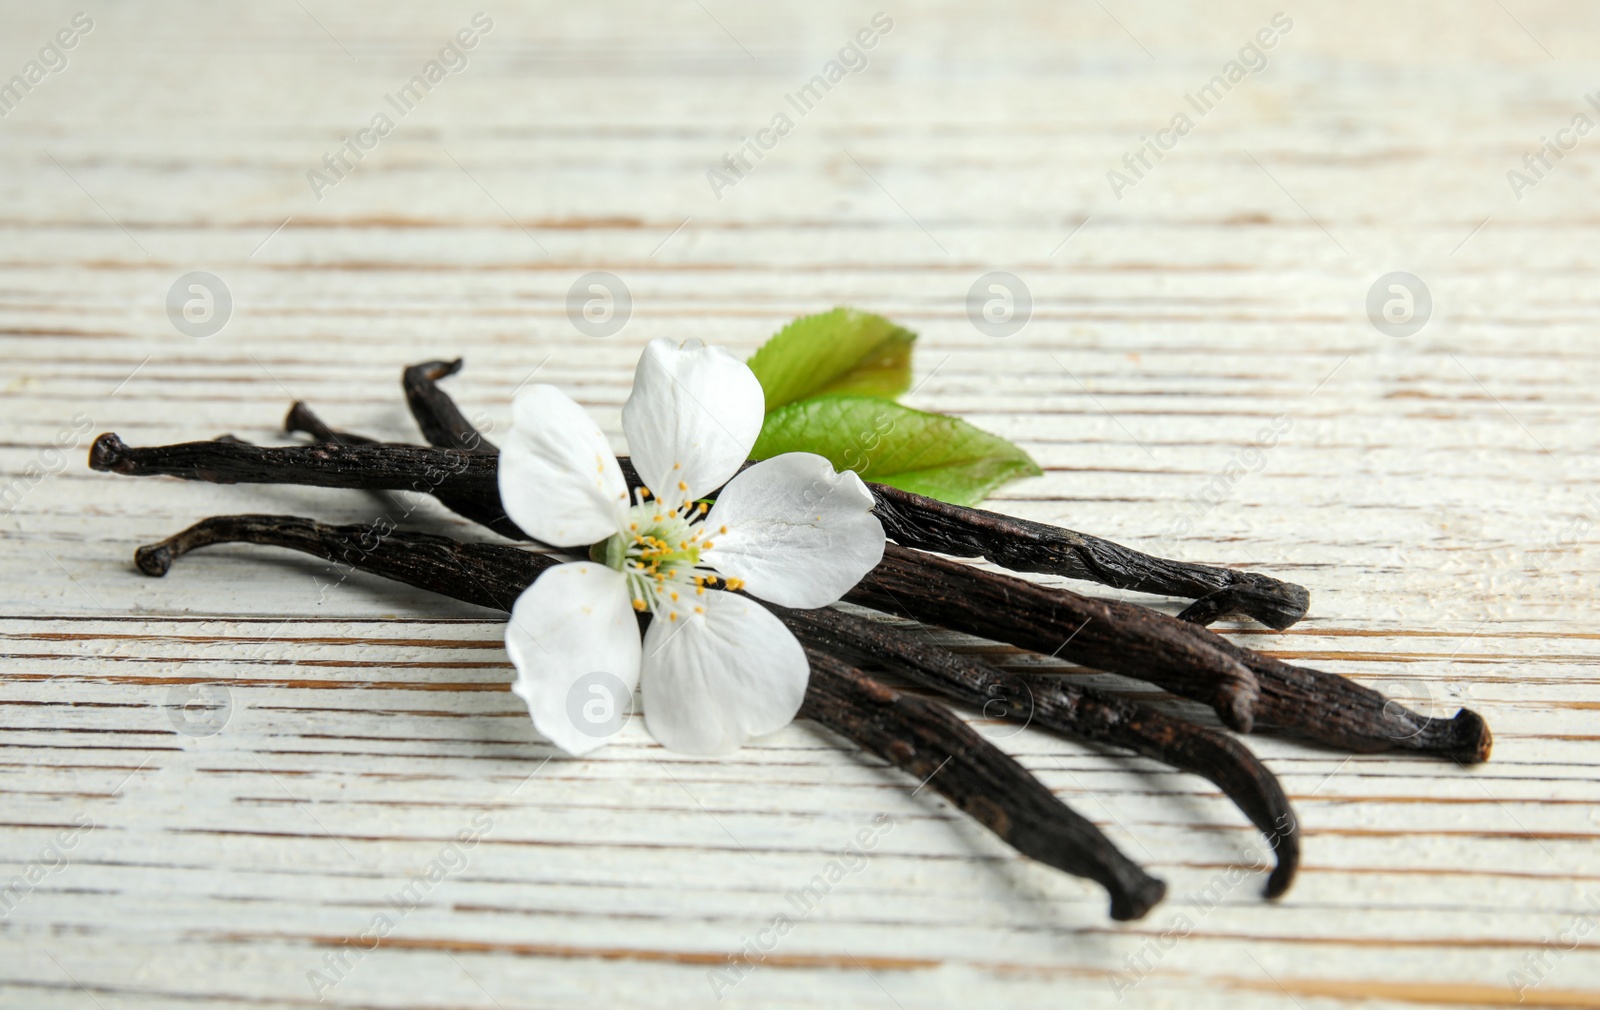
[{"left": 2, "top": 0, "right": 1598, "bottom": 1007}]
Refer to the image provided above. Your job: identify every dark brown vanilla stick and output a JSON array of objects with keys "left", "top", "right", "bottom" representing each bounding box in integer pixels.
[
  {"left": 284, "top": 402, "right": 378, "bottom": 446},
  {"left": 134, "top": 513, "right": 538, "bottom": 610},
  {"left": 403, "top": 360, "right": 495, "bottom": 454},
  {"left": 134, "top": 513, "right": 1166, "bottom": 920},
  {"left": 397, "top": 358, "right": 1310, "bottom": 629},
  {"left": 86, "top": 434, "right": 1489, "bottom": 758},
  {"left": 284, "top": 402, "right": 529, "bottom": 542},
  {"left": 773, "top": 605, "right": 1298, "bottom": 897},
  {"left": 91, "top": 435, "right": 496, "bottom": 496},
  {"left": 867, "top": 486, "right": 1309, "bottom": 630},
  {"left": 841, "top": 548, "right": 1260, "bottom": 733},
  {"left": 800, "top": 649, "right": 1165, "bottom": 920}
]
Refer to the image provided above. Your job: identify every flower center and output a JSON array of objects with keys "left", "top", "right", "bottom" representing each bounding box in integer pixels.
[{"left": 598, "top": 496, "right": 736, "bottom": 617}]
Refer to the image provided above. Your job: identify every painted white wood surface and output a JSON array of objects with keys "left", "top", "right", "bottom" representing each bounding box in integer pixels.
[{"left": 2, "top": 1, "right": 1598, "bottom": 1007}]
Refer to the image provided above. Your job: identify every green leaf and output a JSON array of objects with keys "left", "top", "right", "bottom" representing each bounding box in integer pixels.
[
  {"left": 746, "top": 308, "right": 917, "bottom": 410},
  {"left": 751, "top": 395, "right": 1042, "bottom": 507}
]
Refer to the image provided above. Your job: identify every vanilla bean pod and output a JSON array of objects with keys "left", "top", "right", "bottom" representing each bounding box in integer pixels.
[
  {"left": 800, "top": 648, "right": 1165, "bottom": 920},
  {"left": 284, "top": 401, "right": 528, "bottom": 541},
  {"left": 403, "top": 360, "right": 495, "bottom": 455},
  {"left": 92, "top": 433, "right": 492, "bottom": 492},
  {"left": 133, "top": 513, "right": 1166, "bottom": 920},
  {"left": 134, "top": 513, "right": 534, "bottom": 609},
  {"left": 398, "top": 359, "right": 1310, "bottom": 629},
  {"left": 848, "top": 548, "right": 1265, "bottom": 732},
  {"left": 284, "top": 402, "right": 378, "bottom": 446},
  {"left": 866, "top": 486, "right": 1309, "bottom": 630},
  {"left": 87, "top": 433, "right": 1486, "bottom": 757}
]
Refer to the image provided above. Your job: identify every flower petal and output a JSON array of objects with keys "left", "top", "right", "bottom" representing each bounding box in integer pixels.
[
  {"left": 640, "top": 591, "right": 808, "bottom": 755},
  {"left": 703, "top": 453, "right": 885, "bottom": 609},
  {"left": 622, "top": 338, "right": 765, "bottom": 510},
  {"left": 505, "top": 561, "right": 642, "bottom": 756},
  {"left": 498, "top": 384, "right": 629, "bottom": 547}
]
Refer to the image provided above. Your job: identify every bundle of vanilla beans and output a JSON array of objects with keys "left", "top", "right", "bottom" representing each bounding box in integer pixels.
[{"left": 89, "top": 359, "right": 1491, "bottom": 920}]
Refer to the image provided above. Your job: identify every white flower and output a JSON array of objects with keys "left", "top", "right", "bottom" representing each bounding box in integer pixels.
[{"left": 497, "top": 337, "right": 886, "bottom": 756}]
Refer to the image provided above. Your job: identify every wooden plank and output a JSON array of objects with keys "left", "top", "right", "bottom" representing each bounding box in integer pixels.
[{"left": 2, "top": 1, "right": 1597, "bottom": 1006}]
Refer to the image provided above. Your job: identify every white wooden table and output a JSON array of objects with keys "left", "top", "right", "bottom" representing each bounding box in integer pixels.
[{"left": 3, "top": 2, "right": 1597, "bottom": 1006}]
